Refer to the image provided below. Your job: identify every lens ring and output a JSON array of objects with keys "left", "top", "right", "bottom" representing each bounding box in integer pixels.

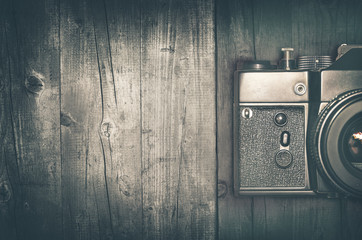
[
  {"left": 340, "top": 113, "right": 362, "bottom": 171},
  {"left": 311, "top": 89, "right": 362, "bottom": 197}
]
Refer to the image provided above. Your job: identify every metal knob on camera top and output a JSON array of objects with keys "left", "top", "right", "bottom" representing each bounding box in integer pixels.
[{"left": 280, "top": 48, "right": 296, "bottom": 70}]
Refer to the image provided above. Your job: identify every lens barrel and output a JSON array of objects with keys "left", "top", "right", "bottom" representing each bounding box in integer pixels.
[{"left": 311, "top": 89, "right": 362, "bottom": 197}]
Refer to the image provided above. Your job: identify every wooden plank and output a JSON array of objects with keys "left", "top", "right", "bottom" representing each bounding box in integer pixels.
[
  {"left": 342, "top": 198, "right": 362, "bottom": 240},
  {"left": 290, "top": 0, "right": 348, "bottom": 58},
  {"left": 253, "top": 197, "right": 342, "bottom": 240},
  {"left": 252, "top": 0, "right": 293, "bottom": 64},
  {"left": 140, "top": 0, "right": 216, "bottom": 239},
  {"left": 0, "top": 2, "right": 18, "bottom": 238},
  {"left": 92, "top": 0, "right": 143, "bottom": 238},
  {"left": 60, "top": 0, "right": 142, "bottom": 239},
  {"left": 346, "top": 0, "right": 362, "bottom": 43},
  {"left": 60, "top": 0, "right": 108, "bottom": 239},
  {"left": 216, "top": 0, "right": 254, "bottom": 239},
  {"left": 3, "top": 0, "right": 62, "bottom": 239}
]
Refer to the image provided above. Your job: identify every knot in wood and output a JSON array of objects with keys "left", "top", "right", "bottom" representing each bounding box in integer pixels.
[
  {"left": 101, "top": 122, "right": 113, "bottom": 137},
  {"left": 25, "top": 74, "right": 45, "bottom": 94},
  {"left": 160, "top": 45, "right": 175, "bottom": 53},
  {"left": 0, "top": 182, "right": 11, "bottom": 203},
  {"left": 218, "top": 181, "right": 228, "bottom": 198},
  {"left": 60, "top": 112, "right": 76, "bottom": 127}
]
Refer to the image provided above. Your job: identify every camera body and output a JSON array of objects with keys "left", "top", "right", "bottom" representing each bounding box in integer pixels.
[{"left": 234, "top": 48, "right": 362, "bottom": 197}]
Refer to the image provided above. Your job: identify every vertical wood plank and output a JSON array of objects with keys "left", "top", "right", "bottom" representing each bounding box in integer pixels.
[
  {"left": 0, "top": 2, "right": 18, "bottom": 238},
  {"left": 252, "top": 0, "right": 293, "bottom": 64},
  {"left": 3, "top": 0, "right": 62, "bottom": 239},
  {"left": 60, "top": 0, "right": 109, "bottom": 239},
  {"left": 60, "top": 0, "right": 142, "bottom": 239},
  {"left": 346, "top": 0, "right": 362, "bottom": 43},
  {"left": 253, "top": 197, "right": 342, "bottom": 240},
  {"left": 216, "top": 0, "right": 254, "bottom": 239},
  {"left": 92, "top": 0, "right": 143, "bottom": 238},
  {"left": 140, "top": 0, "right": 216, "bottom": 239},
  {"left": 342, "top": 198, "right": 362, "bottom": 240},
  {"left": 291, "top": 0, "right": 348, "bottom": 57}
]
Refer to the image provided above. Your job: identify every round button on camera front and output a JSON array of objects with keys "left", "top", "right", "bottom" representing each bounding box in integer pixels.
[
  {"left": 274, "top": 112, "right": 288, "bottom": 126},
  {"left": 275, "top": 150, "right": 293, "bottom": 169}
]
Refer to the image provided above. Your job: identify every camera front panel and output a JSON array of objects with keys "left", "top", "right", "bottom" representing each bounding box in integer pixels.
[
  {"left": 235, "top": 104, "right": 310, "bottom": 194},
  {"left": 233, "top": 70, "right": 313, "bottom": 196}
]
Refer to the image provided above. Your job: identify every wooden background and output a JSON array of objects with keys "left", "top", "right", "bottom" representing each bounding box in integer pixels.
[{"left": 0, "top": 0, "right": 362, "bottom": 239}]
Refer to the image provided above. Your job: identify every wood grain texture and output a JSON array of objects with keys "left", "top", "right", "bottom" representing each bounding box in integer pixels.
[
  {"left": 60, "top": 0, "right": 142, "bottom": 239},
  {"left": 216, "top": 0, "right": 254, "bottom": 239},
  {"left": 92, "top": 0, "right": 143, "bottom": 238},
  {"left": 290, "top": 0, "right": 348, "bottom": 58},
  {"left": 253, "top": 197, "right": 341, "bottom": 240},
  {"left": 60, "top": 0, "right": 111, "bottom": 239},
  {"left": 346, "top": 0, "right": 362, "bottom": 44},
  {"left": 0, "top": 2, "right": 18, "bottom": 239},
  {"left": 1, "top": 0, "right": 62, "bottom": 239},
  {"left": 140, "top": 0, "right": 216, "bottom": 239}
]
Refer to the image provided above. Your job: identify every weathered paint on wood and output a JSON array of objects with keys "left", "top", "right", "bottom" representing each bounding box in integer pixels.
[
  {"left": 140, "top": 0, "right": 216, "bottom": 239},
  {"left": 217, "top": 0, "right": 362, "bottom": 239},
  {"left": 1, "top": 0, "right": 62, "bottom": 239}
]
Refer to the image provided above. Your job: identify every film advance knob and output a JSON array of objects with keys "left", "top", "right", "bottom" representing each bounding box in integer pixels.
[{"left": 275, "top": 150, "right": 293, "bottom": 169}]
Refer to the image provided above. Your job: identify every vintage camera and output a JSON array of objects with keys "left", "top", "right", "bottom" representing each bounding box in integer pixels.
[{"left": 234, "top": 47, "right": 362, "bottom": 197}]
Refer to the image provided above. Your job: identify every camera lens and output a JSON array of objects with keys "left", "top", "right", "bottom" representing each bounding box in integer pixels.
[
  {"left": 311, "top": 90, "right": 362, "bottom": 197},
  {"left": 274, "top": 112, "right": 287, "bottom": 126},
  {"left": 341, "top": 113, "right": 362, "bottom": 171}
]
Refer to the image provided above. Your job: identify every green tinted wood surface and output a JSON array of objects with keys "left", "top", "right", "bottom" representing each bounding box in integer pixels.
[
  {"left": 140, "top": 0, "right": 216, "bottom": 239},
  {"left": 1, "top": 0, "right": 62, "bottom": 239},
  {"left": 216, "top": 0, "right": 254, "bottom": 239},
  {"left": 0, "top": 2, "right": 18, "bottom": 239},
  {"left": 60, "top": 0, "right": 142, "bottom": 239},
  {"left": 60, "top": 0, "right": 113, "bottom": 239}
]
